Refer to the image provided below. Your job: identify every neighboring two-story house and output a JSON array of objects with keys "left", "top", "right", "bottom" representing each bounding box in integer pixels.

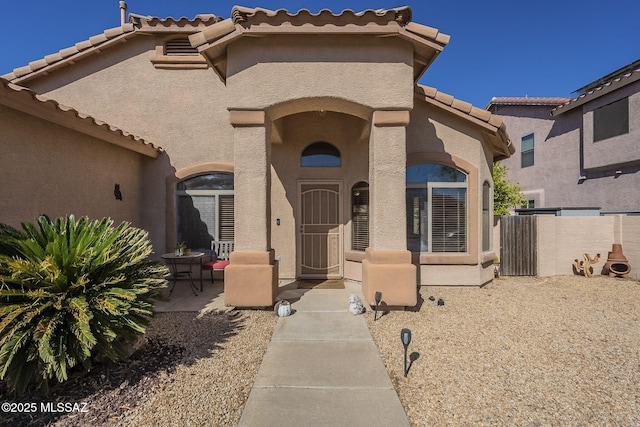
[{"left": 487, "top": 59, "right": 640, "bottom": 213}]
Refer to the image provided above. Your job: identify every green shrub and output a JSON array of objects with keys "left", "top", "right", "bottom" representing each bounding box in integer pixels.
[{"left": 0, "top": 215, "right": 168, "bottom": 394}]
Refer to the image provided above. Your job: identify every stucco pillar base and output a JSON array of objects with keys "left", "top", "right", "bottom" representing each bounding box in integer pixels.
[
  {"left": 362, "top": 248, "right": 417, "bottom": 308},
  {"left": 224, "top": 250, "right": 278, "bottom": 308}
]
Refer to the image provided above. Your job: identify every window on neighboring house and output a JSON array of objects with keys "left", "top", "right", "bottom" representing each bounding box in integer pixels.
[
  {"left": 594, "top": 97, "right": 629, "bottom": 142},
  {"left": 301, "top": 142, "right": 341, "bottom": 167},
  {"left": 406, "top": 163, "right": 468, "bottom": 253},
  {"left": 524, "top": 200, "right": 535, "bottom": 209},
  {"left": 482, "top": 181, "right": 491, "bottom": 252},
  {"left": 177, "top": 172, "right": 234, "bottom": 250},
  {"left": 351, "top": 182, "right": 369, "bottom": 251},
  {"left": 521, "top": 134, "right": 534, "bottom": 168}
]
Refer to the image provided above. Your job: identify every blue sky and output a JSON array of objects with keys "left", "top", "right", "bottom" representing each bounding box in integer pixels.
[{"left": 1, "top": 1, "right": 638, "bottom": 107}]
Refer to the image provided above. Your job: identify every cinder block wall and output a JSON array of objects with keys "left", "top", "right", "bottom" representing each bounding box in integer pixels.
[{"left": 495, "top": 215, "right": 639, "bottom": 280}]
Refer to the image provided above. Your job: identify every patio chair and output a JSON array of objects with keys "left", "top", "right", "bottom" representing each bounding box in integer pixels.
[{"left": 202, "top": 240, "right": 234, "bottom": 284}]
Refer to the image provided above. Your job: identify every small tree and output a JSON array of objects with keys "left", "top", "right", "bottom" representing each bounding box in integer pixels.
[
  {"left": 493, "top": 161, "right": 526, "bottom": 215},
  {"left": 0, "top": 215, "right": 168, "bottom": 394}
]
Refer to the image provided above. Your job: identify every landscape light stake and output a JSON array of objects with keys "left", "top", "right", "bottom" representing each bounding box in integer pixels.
[
  {"left": 374, "top": 291, "right": 382, "bottom": 321},
  {"left": 401, "top": 328, "right": 412, "bottom": 377}
]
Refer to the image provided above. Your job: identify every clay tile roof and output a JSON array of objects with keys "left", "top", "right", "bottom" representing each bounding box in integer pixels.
[
  {"left": 2, "top": 24, "right": 137, "bottom": 83},
  {"left": 3, "top": 14, "right": 222, "bottom": 84},
  {"left": 192, "top": 5, "right": 449, "bottom": 83},
  {"left": 551, "top": 66, "right": 640, "bottom": 115},
  {"left": 230, "top": 5, "right": 414, "bottom": 25},
  {"left": 487, "top": 97, "right": 571, "bottom": 109},
  {"left": 415, "top": 85, "right": 514, "bottom": 161},
  {"left": 0, "top": 78, "right": 162, "bottom": 158},
  {"left": 129, "top": 13, "right": 222, "bottom": 31}
]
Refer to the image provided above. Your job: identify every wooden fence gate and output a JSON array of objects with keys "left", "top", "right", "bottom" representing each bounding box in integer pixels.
[{"left": 500, "top": 215, "right": 537, "bottom": 276}]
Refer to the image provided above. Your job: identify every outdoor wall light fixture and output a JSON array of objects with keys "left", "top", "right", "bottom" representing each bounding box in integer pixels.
[
  {"left": 374, "top": 291, "right": 382, "bottom": 321},
  {"left": 114, "top": 184, "right": 122, "bottom": 201},
  {"left": 615, "top": 170, "right": 623, "bottom": 177},
  {"left": 401, "top": 328, "right": 412, "bottom": 377}
]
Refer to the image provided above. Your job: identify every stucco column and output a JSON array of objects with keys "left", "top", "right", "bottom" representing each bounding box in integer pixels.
[
  {"left": 224, "top": 110, "right": 278, "bottom": 307},
  {"left": 362, "top": 110, "right": 417, "bottom": 307}
]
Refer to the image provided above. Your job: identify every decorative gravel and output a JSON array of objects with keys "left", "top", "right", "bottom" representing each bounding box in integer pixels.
[
  {"left": 1, "top": 310, "right": 276, "bottom": 427},
  {"left": 4, "top": 275, "right": 639, "bottom": 426},
  {"left": 365, "top": 275, "right": 640, "bottom": 426}
]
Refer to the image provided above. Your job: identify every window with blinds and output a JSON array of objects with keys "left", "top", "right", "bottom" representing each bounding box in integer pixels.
[
  {"left": 406, "top": 163, "right": 468, "bottom": 253},
  {"left": 431, "top": 186, "right": 467, "bottom": 252},
  {"left": 351, "top": 182, "right": 369, "bottom": 251},
  {"left": 521, "top": 133, "right": 534, "bottom": 168},
  {"left": 177, "top": 173, "right": 234, "bottom": 250}
]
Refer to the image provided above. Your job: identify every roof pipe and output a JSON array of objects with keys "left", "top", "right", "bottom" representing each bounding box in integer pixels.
[{"left": 119, "top": 1, "right": 128, "bottom": 26}]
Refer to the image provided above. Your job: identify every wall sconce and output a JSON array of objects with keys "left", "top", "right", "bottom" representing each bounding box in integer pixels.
[{"left": 114, "top": 184, "right": 122, "bottom": 201}]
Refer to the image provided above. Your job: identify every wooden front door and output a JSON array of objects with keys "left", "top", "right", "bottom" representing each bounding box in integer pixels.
[{"left": 298, "top": 181, "right": 343, "bottom": 279}]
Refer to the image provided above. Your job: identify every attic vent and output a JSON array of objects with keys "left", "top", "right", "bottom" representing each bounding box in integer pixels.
[{"left": 166, "top": 38, "right": 198, "bottom": 55}]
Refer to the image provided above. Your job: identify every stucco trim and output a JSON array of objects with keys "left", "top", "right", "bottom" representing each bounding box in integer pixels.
[
  {"left": 229, "top": 110, "right": 266, "bottom": 127},
  {"left": 165, "top": 163, "right": 235, "bottom": 252},
  {"left": 373, "top": 110, "right": 411, "bottom": 127},
  {"left": 407, "top": 152, "right": 480, "bottom": 265},
  {"left": 345, "top": 251, "right": 366, "bottom": 262}
]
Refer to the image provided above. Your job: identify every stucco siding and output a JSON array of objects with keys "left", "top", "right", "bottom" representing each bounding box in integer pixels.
[
  {"left": 28, "top": 36, "right": 235, "bottom": 171},
  {"left": 583, "top": 81, "right": 640, "bottom": 170},
  {"left": 0, "top": 104, "right": 145, "bottom": 228},
  {"left": 227, "top": 35, "right": 415, "bottom": 112},
  {"left": 270, "top": 111, "right": 369, "bottom": 279}
]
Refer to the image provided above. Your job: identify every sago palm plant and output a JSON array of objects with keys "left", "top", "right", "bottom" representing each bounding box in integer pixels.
[{"left": 0, "top": 215, "right": 168, "bottom": 394}]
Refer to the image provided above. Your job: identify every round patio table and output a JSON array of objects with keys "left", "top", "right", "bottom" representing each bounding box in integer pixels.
[{"left": 161, "top": 252, "right": 205, "bottom": 296}]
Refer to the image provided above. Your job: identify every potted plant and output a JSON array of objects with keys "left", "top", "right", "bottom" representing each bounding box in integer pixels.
[{"left": 175, "top": 241, "right": 186, "bottom": 256}]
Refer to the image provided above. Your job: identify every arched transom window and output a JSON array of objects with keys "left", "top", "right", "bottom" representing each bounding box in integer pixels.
[
  {"left": 406, "top": 163, "right": 468, "bottom": 253},
  {"left": 301, "top": 142, "right": 341, "bottom": 167}
]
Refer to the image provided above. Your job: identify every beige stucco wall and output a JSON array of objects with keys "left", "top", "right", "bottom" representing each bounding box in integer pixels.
[
  {"left": 0, "top": 104, "right": 146, "bottom": 229},
  {"left": 227, "top": 35, "right": 415, "bottom": 113},
  {"left": 15, "top": 29, "right": 502, "bottom": 288},
  {"left": 270, "top": 111, "right": 369, "bottom": 279},
  {"left": 407, "top": 100, "right": 496, "bottom": 285},
  {"left": 26, "top": 35, "right": 235, "bottom": 253}
]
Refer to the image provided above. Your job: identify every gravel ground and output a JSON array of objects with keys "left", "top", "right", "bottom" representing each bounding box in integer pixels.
[
  {"left": 1, "top": 310, "right": 276, "bottom": 427},
  {"left": 366, "top": 275, "right": 640, "bottom": 426},
  {"left": 3, "top": 275, "right": 639, "bottom": 426}
]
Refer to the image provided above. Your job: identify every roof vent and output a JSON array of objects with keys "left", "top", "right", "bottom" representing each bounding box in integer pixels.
[
  {"left": 165, "top": 38, "right": 199, "bottom": 55},
  {"left": 119, "top": 1, "right": 127, "bottom": 26}
]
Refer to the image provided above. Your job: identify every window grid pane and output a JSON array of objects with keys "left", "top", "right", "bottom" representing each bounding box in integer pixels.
[{"left": 521, "top": 134, "right": 534, "bottom": 168}]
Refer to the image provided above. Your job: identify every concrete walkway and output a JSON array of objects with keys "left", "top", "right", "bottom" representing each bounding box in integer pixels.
[{"left": 238, "top": 281, "right": 410, "bottom": 426}]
